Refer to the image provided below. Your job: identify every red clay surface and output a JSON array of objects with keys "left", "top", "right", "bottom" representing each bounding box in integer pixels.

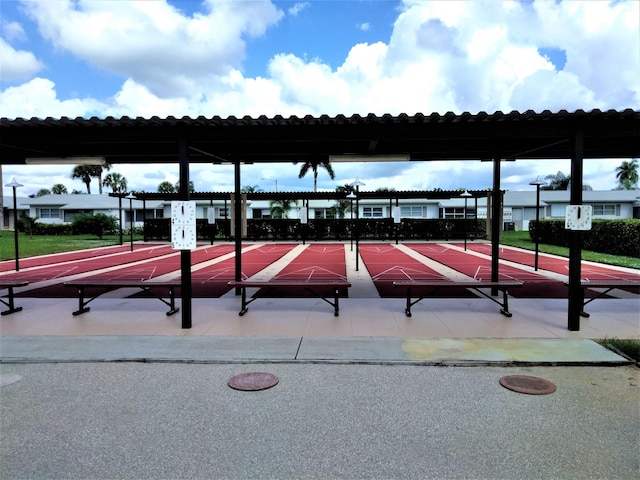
[
  {"left": 266, "top": 244, "right": 349, "bottom": 297},
  {"left": 2, "top": 241, "right": 637, "bottom": 300},
  {"left": 464, "top": 243, "right": 640, "bottom": 282},
  {"left": 358, "top": 244, "right": 473, "bottom": 298},
  {"left": 0, "top": 244, "right": 163, "bottom": 272},
  {"left": 191, "top": 244, "right": 297, "bottom": 297},
  {"left": 406, "top": 244, "right": 570, "bottom": 298}
]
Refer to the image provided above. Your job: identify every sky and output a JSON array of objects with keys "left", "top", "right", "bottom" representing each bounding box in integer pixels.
[{"left": 1, "top": 0, "right": 639, "bottom": 197}]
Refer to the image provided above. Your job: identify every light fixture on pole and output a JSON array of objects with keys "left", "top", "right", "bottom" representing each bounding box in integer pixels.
[
  {"left": 350, "top": 179, "right": 365, "bottom": 271},
  {"left": 460, "top": 189, "right": 472, "bottom": 251},
  {"left": 261, "top": 177, "right": 278, "bottom": 192},
  {"left": 125, "top": 193, "right": 137, "bottom": 252},
  {"left": 529, "top": 176, "right": 546, "bottom": 271},
  {"left": 5, "top": 178, "right": 23, "bottom": 271}
]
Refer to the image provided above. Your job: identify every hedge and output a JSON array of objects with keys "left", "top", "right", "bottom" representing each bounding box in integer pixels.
[{"left": 530, "top": 219, "right": 640, "bottom": 257}]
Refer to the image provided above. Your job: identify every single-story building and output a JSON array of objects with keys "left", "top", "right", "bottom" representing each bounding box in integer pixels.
[{"left": 19, "top": 189, "right": 640, "bottom": 231}]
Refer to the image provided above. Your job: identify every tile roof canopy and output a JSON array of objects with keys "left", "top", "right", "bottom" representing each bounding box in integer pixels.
[{"left": 1, "top": 109, "right": 638, "bottom": 165}]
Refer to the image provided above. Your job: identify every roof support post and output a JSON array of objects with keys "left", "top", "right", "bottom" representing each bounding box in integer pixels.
[
  {"left": 567, "top": 128, "right": 585, "bottom": 331},
  {"left": 179, "top": 138, "right": 192, "bottom": 329},
  {"left": 491, "top": 157, "right": 501, "bottom": 290},
  {"left": 234, "top": 161, "right": 242, "bottom": 292}
]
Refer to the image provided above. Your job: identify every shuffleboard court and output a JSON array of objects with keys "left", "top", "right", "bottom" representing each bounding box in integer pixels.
[
  {"left": 464, "top": 243, "right": 640, "bottom": 287},
  {"left": 191, "top": 244, "right": 297, "bottom": 297},
  {"left": 406, "top": 244, "right": 569, "bottom": 298},
  {"left": 358, "top": 244, "right": 473, "bottom": 298}
]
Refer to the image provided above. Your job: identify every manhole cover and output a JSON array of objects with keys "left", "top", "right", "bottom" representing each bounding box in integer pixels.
[
  {"left": 0, "top": 374, "right": 23, "bottom": 388},
  {"left": 499, "top": 375, "right": 556, "bottom": 395},
  {"left": 228, "top": 372, "right": 279, "bottom": 391}
]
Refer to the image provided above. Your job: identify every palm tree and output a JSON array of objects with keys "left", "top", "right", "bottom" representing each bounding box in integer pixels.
[
  {"left": 174, "top": 181, "right": 195, "bottom": 193},
  {"left": 296, "top": 160, "right": 335, "bottom": 192},
  {"left": 332, "top": 184, "right": 354, "bottom": 219},
  {"left": 269, "top": 199, "right": 298, "bottom": 219},
  {"left": 158, "top": 181, "right": 176, "bottom": 193},
  {"left": 71, "top": 165, "right": 94, "bottom": 193},
  {"left": 240, "top": 185, "right": 262, "bottom": 193},
  {"left": 94, "top": 164, "right": 112, "bottom": 194},
  {"left": 543, "top": 171, "right": 570, "bottom": 190},
  {"left": 51, "top": 184, "right": 68, "bottom": 194},
  {"left": 615, "top": 159, "right": 639, "bottom": 190},
  {"left": 103, "top": 172, "right": 128, "bottom": 193}
]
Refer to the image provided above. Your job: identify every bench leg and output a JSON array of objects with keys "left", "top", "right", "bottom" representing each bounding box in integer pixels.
[
  {"left": 239, "top": 287, "right": 248, "bottom": 316},
  {"left": 500, "top": 289, "right": 513, "bottom": 318},
  {"left": 334, "top": 288, "right": 340, "bottom": 316},
  {"left": 72, "top": 287, "right": 91, "bottom": 316},
  {"left": 1, "top": 287, "right": 23, "bottom": 316},
  {"left": 165, "top": 287, "right": 180, "bottom": 316}
]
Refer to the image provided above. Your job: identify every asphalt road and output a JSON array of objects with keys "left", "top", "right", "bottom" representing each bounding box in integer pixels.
[{"left": 1, "top": 362, "right": 638, "bottom": 480}]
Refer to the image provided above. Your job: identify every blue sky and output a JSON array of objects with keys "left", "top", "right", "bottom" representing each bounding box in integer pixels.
[{"left": 1, "top": 0, "right": 639, "bottom": 196}]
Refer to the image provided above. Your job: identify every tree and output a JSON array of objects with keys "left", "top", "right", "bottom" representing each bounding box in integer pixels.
[
  {"left": 94, "top": 164, "right": 112, "bottom": 194},
  {"left": 34, "top": 188, "right": 51, "bottom": 197},
  {"left": 542, "top": 171, "right": 592, "bottom": 191},
  {"left": 174, "top": 181, "right": 195, "bottom": 193},
  {"left": 331, "top": 184, "right": 354, "bottom": 219},
  {"left": 158, "top": 181, "right": 176, "bottom": 193},
  {"left": 103, "top": 172, "right": 128, "bottom": 193},
  {"left": 296, "top": 160, "right": 335, "bottom": 192},
  {"left": 241, "top": 185, "right": 262, "bottom": 193},
  {"left": 269, "top": 199, "right": 297, "bottom": 219},
  {"left": 615, "top": 159, "right": 639, "bottom": 190},
  {"left": 51, "top": 184, "right": 68, "bottom": 194},
  {"left": 71, "top": 165, "right": 93, "bottom": 193}
]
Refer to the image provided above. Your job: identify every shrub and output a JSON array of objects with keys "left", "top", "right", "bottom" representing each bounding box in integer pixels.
[
  {"left": 72, "top": 213, "right": 119, "bottom": 239},
  {"left": 530, "top": 219, "right": 640, "bottom": 257}
]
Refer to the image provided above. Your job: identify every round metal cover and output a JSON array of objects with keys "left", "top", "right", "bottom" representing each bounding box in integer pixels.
[
  {"left": 228, "top": 372, "right": 279, "bottom": 391},
  {"left": 0, "top": 374, "right": 23, "bottom": 388},
  {"left": 499, "top": 375, "right": 556, "bottom": 395}
]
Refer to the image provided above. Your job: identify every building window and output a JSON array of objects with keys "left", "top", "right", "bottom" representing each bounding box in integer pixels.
[
  {"left": 314, "top": 208, "right": 336, "bottom": 219},
  {"left": 440, "top": 207, "right": 465, "bottom": 219},
  {"left": 400, "top": 206, "right": 423, "bottom": 218},
  {"left": 39, "top": 208, "right": 61, "bottom": 219},
  {"left": 362, "top": 207, "right": 383, "bottom": 218},
  {"left": 592, "top": 204, "right": 619, "bottom": 216}
]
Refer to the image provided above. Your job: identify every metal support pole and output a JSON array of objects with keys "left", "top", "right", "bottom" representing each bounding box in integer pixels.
[
  {"left": 491, "top": 159, "right": 501, "bottom": 295},
  {"left": 355, "top": 186, "right": 360, "bottom": 271},
  {"left": 178, "top": 138, "right": 192, "bottom": 329},
  {"left": 128, "top": 196, "right": 134, "bottom": 251},
  {"left": 234, "top": 162, "right": 242, "bottom": 293},
  {"left": 12, "top": 186, "right": 19, "bottom": 271},
  {"left": 568, "top": 128, "right": 585, "bottom": 331}
]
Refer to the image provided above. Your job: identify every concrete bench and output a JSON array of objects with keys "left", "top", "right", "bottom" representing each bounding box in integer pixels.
[
  {"left": 0, "top": 281, "right": 29, "bottom": 315},
  {"left": 565, "top": 280, "right": 640, "bottom": 317},
  {"left": 64, "top": 280, "right": 181, "bottom": 316},
  {"left": 393, "top": 280, "right": 524, "bottom": 318},
  {"left": 228, "top": 280, "right": 352, "bottom": 317}
]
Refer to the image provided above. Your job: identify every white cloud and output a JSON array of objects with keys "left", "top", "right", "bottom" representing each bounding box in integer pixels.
[
  {"left": 358, "top": 22, "right": 371, "bottom": 32},
  {"left": 0, "top": 37, "right": 44, "bottom": 81},
  {"left": 288, "top": 2, "right": 310, "bottom": 17},
  {"left": 21, "top": 0, "right": 283, "bottom": 98}
]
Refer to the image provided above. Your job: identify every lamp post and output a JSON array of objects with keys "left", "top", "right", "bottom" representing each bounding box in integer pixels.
[
  {"left": 261, "top": 177, "right": 278, "bottom": 192},
  {"left": 5, "top": 178, "right": 23, "bottom": 271},
  {"left": 529, "top": 176, "right": 545, "bottom": 271},
  {"left": 125, "top": 192, "right": 136, "bottom": 252},
  {"left": 347, "top": 191, "right": 356, "bottom": 252},
  {"left": 350, "top": 179, "right": 365, "bottom": 271},
  {"left": 460, "top": 189, "right": 472, "bottom": 251}
]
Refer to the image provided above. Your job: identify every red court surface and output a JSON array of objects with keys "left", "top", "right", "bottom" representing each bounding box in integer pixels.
[
  {"left": 191, "top": 244, "right": 297, "bottom": 297},
  {"left": 0, "top": 244, "right": 164, "bottom": 273},
  {"left": 464, "top": 243, "right": 640, "bottom": 283},
  {"left": 267, "top": 244, "right": 349, "bottom": 297},
  {"left": 406, "top": 244, "right": 570, "bottom": 298},
  {"left": 358, "top": 244, "right": 473, "bottom": 298}
]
